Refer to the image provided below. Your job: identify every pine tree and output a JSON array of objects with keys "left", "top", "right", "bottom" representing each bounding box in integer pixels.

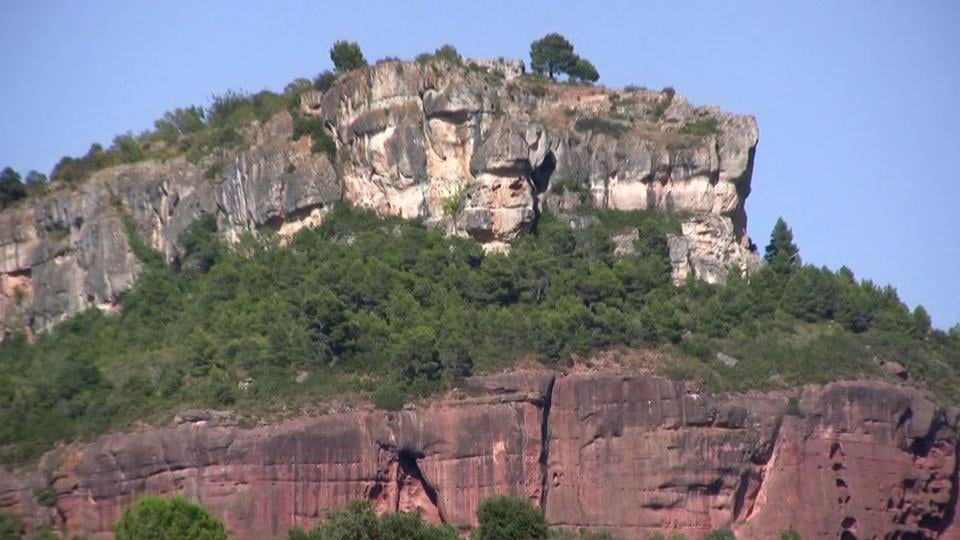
[{"left": 764, "top": 218, "right": 801, "bottom": 273}]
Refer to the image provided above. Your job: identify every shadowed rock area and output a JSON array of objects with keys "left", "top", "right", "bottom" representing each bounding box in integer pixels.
[{"left": 2, "top": 370, "right": 957, "bottom": 539}]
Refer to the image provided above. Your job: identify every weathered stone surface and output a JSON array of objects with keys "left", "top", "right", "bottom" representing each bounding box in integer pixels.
[
  {"left": 1, "top": 371, "right": 552, "bottom": 539},
  {"left": 544, "top": 371, "right": 784, "bottom": 538},
  {"left": 2, "top": 371, "right": 958, "bottom": 539},
  {"left": 0, "top": 59, "right": 761, "bottom": 336}
]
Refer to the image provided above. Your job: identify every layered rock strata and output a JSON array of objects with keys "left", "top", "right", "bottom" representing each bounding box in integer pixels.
[
  {"left": 0, "top": 59, "right": 760, "bottom": 335},
  {"left": 2, "top": 371, "right": 957, "bottom": 539}
]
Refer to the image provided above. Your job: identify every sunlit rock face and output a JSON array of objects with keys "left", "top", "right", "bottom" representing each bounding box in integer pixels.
[
  {"left": 0, "top": 58, "right": 760, "bottom": 334},
  {"left": 3, "top": 371, "right": 957, "bottom": 540}
]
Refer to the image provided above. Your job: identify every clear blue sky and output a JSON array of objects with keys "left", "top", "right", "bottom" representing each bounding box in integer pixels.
[{"left": 1, "top": 1, "right": 958, "bottom": 328}]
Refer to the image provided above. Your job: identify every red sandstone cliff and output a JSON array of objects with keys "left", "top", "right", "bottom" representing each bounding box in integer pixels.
[{"left": 2, "top": 370, "right": 958, "bottom": 539}]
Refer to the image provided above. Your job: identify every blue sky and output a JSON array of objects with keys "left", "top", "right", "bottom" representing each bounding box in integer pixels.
[{"left": 1, "top": 1, "right": 958, "bottom": 328}]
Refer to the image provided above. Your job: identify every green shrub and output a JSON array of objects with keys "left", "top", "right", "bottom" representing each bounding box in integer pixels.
[
  {"left": 372, "top": 383, "right": 408, "bottom": 411},
  {"left": 785, "top": 397, "right": 801, "bottom": 416},
  {"left": 330, "top": 40, "right": 367, "bottom": 73},
  {"left": 0, "top": 513, "right": 19, "bottom": 540},
  {"left": 113, "top": 495, "right": 227, "bottom": 540},
  {"left": 703, "top": 529, "right": 736, "bottom": 540},
  {"left": 292, "top": 113, "right": 336, "bottom": 162},
  {"left": 573, "top": 117, "right": 628, "bottom": 138},
  {"left": 35, "top": 487, "right": 56, "bottom": 507},
  {"left": 313, "top": 71, "right": 338, "bottom": 92},
  {"left": 204, "top": 161, "right": 224, "bottom": 181},
  {"left": 476, "top": 495, "right": 548, "bottom": 540},
  {"left": 679, "top": 117, "right": 720, "bottom": 136},
  {"left": 651, "top": 87, "right": 675, "bottom": 120},
  {"left": 3, "top": 207, "right": 958, "bottom": 463},
  {"left": 779, "top": 528, "right": 802, "bottom": 540},
  {"left": 0, "top": 167, "right": 27, "bottom": 208}
]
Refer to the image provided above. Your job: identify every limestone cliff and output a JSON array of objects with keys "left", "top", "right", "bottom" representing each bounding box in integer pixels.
[
  {"left": 2, "top": 370, "right": 957, "bottom": 539},
  {"left": 0, "top": 59, "right": 760, "bottom": 335}
]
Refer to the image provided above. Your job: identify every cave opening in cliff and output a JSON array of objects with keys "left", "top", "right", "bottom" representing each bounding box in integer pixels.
[
  {"left": 530, "top": 151, "right": 556, "bottom": 193},
  {"left": 397, "top": 449, "right": 441, "bottom": 510}
]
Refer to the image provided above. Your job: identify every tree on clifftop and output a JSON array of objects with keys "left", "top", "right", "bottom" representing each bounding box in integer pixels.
[
  {"left": 330, "top": 40, "right": 367, "bottom": 73},
  {"left": 530, "top": 33, "right": 600, "bottom": 83},
  {"left": 530, "top": 33, "right": 577, "bottom": 79},
  {"left": 113, "top": 495, "right": 227, "bottom": 540},
  {"left": 568, "top": 57, "right": 600, "bottom": 83},
  {"left": 0, "top": 167, "right": 26, "bottom": 209}
]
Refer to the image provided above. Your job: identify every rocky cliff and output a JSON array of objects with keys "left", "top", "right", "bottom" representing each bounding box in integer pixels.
[
  {"left": 0, "top": 59, "right": 760, "bottom": 335},
  {"left": 2, "top": 369, "right": 957, "bottom": 539}
]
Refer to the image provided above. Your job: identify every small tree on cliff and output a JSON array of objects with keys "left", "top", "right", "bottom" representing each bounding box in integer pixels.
[
  {"left": 0, "top": 167, "right": 26, "bottom": 208},
  {"left": 529, "top": 33, "right": 577, "bottom": 79},
  {"left": 530, "top": 33, "right": 600, "bottom": 82},
  {"left": 568, "top": 57, "right": 599, "bottom": 83},
  {"left": 330, "top": 40, "right": 367, "bottom": 73},
  {"left": 113, "top": 495, "right": 227, "bottom": 540}
]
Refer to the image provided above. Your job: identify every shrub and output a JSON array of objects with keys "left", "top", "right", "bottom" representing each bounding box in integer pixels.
[
  {"left": 111, "top": 133, "right": 144, "bottom": 163},
  {"left": 0, "top": 167, "right": 26, "bottom": 208},
  {"left": 651, "top": 87, "right": 675, "bottom": 120},
  {"left": 292, "top": 114, "right": 336, "bottom": 162},
  {"left": 434, "top": 44, "right": 462, "bottom": 65},
  {"left": 476, "top": 495, "right": 548, "bottom": 540},
  {"left": 573, "top": 117, "right": 628, "bottom": 138},
  {"left": 313, "top": 71, "right": 338, "bottom": 92},
  {"left": 113, "top": 495, "right": 227, "bottom": 540},
  {"left": 0, "top": 513, "right": 19, "bottom": 540},
  {"left": 679, "top": 117, "right": 720, "bottom": 136},
  {"left": 372, "top": 382, "right": 408, "bottom": 411},
  {"left": 35, "top": 487, "right": 56, "bottom": 507},
  {"left": 785, "top": 397, "right": 801, "bottom": 416},
  {"left": 703, "top": 529, "right": 736, "bottom": 540},
  {"left": 780, "top": 528, "right": 802, "bottom": 540},
  {"left": 330, "top": 40, "right": 367, "bottom": 73},
  {"left": 204, "top": 161, "right": 225, "bottom": 181}
]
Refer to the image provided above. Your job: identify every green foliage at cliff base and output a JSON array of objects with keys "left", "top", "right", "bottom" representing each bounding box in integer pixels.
[{"left": 0, "top": 205, "right": 958, "bottom": 465}]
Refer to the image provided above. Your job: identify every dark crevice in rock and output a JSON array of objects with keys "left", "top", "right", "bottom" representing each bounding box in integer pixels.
[
  {"left": 527, "top": 151, "right": 555, "bottom": 237},
  {"left": 732, "top": 414, "right": 782, "bottom": 522},
  {"left": 939, "top": 433, "right": 960, "bottom": 534},
  {"left": 397, "top": 449, "right": 444, "bottom": 522},
  {"left": 538, "top": 375, "right": 556, "bottom": 513}
]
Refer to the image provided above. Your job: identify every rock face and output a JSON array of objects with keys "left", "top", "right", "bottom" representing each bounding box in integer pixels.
[
  {"left": 2, "top": 370, "right": 958, "bottom": 539},
  {"left": 0, "top": 59, "right": 760, "bottom": 335}
]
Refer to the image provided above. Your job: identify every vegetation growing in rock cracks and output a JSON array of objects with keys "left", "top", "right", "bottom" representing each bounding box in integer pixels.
[{"left": 1, "top": 201, "right": 958, "bottom": 464}]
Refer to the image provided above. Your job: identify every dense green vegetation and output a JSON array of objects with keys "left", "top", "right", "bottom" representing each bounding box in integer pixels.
[
  {"left": 113, "top": 495, "right": 227, "bottom": 540},
  {"left": 1, "top": 202, "right": 958, "bottom": 464}
]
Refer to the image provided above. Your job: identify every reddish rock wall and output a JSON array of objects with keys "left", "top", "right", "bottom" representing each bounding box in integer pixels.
[{"left": 2, "top": 371, "right": 958, "bottom": 539}]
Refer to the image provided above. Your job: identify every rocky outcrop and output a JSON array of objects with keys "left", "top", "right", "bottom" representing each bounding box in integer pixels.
[
  {"left": 2, "top": 370, "right": 957, "bottom": 539},
  {"left": 0, "top": 59, "right": 761, "bottom": 335}
]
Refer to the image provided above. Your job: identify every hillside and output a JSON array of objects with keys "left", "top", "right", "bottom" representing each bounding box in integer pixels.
[{"left": 1, "top": 50, "right": 959, "bottom": 540}]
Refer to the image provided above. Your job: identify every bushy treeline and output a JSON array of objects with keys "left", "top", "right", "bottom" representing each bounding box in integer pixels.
[
  {"left": 6, "top": 58, "right": 348, "bottom": 197},
  {"left": 0, "top": 494, "right": 799, "bottom": 539},
  {"left": 1, "top": 205, "right": 958, "bottom": 463}
]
